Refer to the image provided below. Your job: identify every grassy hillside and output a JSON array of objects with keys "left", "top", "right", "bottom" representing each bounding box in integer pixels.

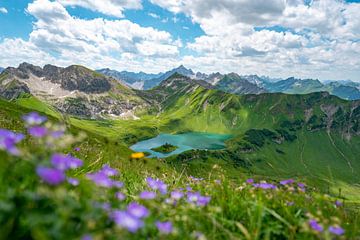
[{"left": 0, "top": 100, "right": 359, "bottom": 239}]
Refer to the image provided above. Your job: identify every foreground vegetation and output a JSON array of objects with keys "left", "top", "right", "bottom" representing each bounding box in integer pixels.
[{"left": 0, "top": 111, "right": 359, "bottom": 239}]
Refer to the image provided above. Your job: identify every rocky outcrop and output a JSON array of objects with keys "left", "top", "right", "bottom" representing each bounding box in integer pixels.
[{"left": 0, "top": 80, "right": 30, "bottom": 100}]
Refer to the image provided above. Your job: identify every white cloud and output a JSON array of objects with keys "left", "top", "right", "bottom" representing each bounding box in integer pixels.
[
  {"left": 0, "top": 0, "right": 181, "bottom": 73},
  {"left": 57, "top": 0, "right": 142, "bottom": 18},
  {"left": 0, "top": 7, "right": 8, "bottom": 14},
  {"left": 1, "top": 0, "right": 360, "bottom": 81},
  {"left": 148, "top": 12, "right": 160, "bottom": 19},
  {"left": 0, "top": 38, "right": 56, "bottom": 67},
  {"left": 150, "top": 0, "right": 360, "bottom": 80}
]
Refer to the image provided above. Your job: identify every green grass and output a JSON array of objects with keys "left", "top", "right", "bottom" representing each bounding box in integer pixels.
[
  {"left": 14, "top": 94, "right": 62, "bottom": 119},
  {"left": 0, "top": 88, "right": 360, "bottom": 238}
]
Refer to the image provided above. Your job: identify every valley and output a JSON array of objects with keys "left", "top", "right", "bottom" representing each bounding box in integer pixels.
[{"left": 1, "top": 65, "right": 359, "bottom": 202}]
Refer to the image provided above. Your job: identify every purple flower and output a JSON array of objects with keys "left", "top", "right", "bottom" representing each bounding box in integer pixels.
[
  {"left": 112, "top": 210, "right": 144, "bottom": 233},
  {"left": 112, "top": 180, "right": 124, "bottom": 188},
  {"left": 0, "top": 129, "right": 24, "bottom": 155},
  {"left": 171, "top": 191, "right": 184, "bottom": 200},
  {"left": 156, "top": 221, "right": 173, "bottom": 234},
  {"left": 81, "top": 235, "right": 92, "bottom": 240},
  {"left": 87, "top": 172, "right": 113, "bottom": 188},
  {"left": 36, "top": 166, "right": 65, "bottom": 185},
  {"left": 116, "top": 192, "right": 126, "bottom": 201},
  {"left": 23, "top": 112, "right": 47, "bottom": 125},
  {"left": 101, "top": 203, "right": 111, "bottom": 212},
  {"left": 67, "top": 178, "right": 79, "bottom": 186},
  {"left": 51, "top": 130, "right": 64, "bottom": 139},
  {"left": 335, "top": 200, "right": 343, "bottom": 207},
  {"left": 139, "top": 191, "right": 156, "bottom": 200},
  {"left": 329, "top": 226, "right": 345, "bottom": 235},
  {"left": 127, "top": 202, "right": 149, "bottom": 219},
  {"left": 146, "top": 177, "right": 167, "bottom": 194},
  {"left": 101, "top": 164, "right": 119, "bottom": 176},
  {"left": 308, "top": 219, "right": 323, "bottom": 232},
  {"left": 253, "top": 183, "right": 277, "bottom": 189},
  {"left": 28, "top": 126, "right": 48, "bottom": 138},
  {"left": 74, "top": 147, "right": 81, "bottom": 152},
  {"left": 187, "top": 192, "right": 201, "bottom": 203},
  {"left": 297, "top": 182, "right": 306, "bottom": 188},
  {"left": 280, "top": 179, "right": 294, "bottom": 185},
  {"left": 51, "top": 154, "right": 83, "bottom": 170},
  {"left": 246, "top": 178, "right": 254, "bottom": 184},
  {"left": 187, "top": 192, "right": 211, "bottom": 206},
  {"left": 197, "top": 196, "right": 211, "bottom": 206},
  {"left": 286, "top": 201, "right": 294, "bottom": 206}
]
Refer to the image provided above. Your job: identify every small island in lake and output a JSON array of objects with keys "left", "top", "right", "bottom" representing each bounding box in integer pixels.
[{"left": 151, "top": 143, "right": 178, "bottom": 153}]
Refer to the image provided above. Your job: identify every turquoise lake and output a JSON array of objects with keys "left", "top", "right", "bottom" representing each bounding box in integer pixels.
[{"left": 130, "top": 132, "right": 232, "bottom": 158}]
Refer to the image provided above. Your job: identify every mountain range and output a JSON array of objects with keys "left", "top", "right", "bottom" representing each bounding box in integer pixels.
[
  {"left": 98, "top": 65, "right": 360, "bottom": 100},
  {"left": 0, "top": 63, "right": 149, "bottom": 119}
]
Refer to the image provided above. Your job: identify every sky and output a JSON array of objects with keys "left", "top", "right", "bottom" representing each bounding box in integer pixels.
[{"left": 0, "top": 0, "right": 359, "bottom": 81}]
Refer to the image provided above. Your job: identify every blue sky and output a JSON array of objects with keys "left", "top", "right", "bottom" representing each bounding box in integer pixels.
[
  {"left": 0, "top": 0, "right": 204, "bottom": 52},
  {"left": 0, "top": 0, "right": 359, "bottom": 81}
]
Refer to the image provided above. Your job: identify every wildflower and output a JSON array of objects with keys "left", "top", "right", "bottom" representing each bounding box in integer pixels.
[
  {"left": 112, "top": 181, "right": 124, "bottom": 188},
  {"left": 146, "top": 177, "right": 167, "bottom": 194},
  {"left": 171, "top": 191, "right": 184, "bottom": 200},
  {"left": 112, "top": 210, "right": 144, "bottom": 233},
  {"left": 280, "top": 179, "right": 294, "bottom": 185},
  {"left": 253, "top": 183, "right": 277, "bottom": 189},
  {"left": 286, "top": 201, "right": 294, "bottom": 206},
  {"left": 335, "top": 200, "right": 343, "bottom": 207},
  {"left": 328, "top": 226, "right": 345, "bottom": 235},
  {"left": 298, "top": 182, "right": 305, "bottom": 188},
  {"left": 51, "top": 153, "right": 83, "bottom": 170},
  {"left": 139, "top": 191, "right": 156, "bottom": 200},
  {"left": 116, "top": 192, "right": 126, "bottom": 201},
  {"left": 131, "top": 152, "right": 145, "bottom": 159},
  {"left": 67, "top": 177, "right": 79, "bottom": 186},
  {"left": 23, "top": 112, "right": 47, "bottom": 125},
  {"left": 101, "top": 203, "right": 111, "bottom": 212},
  {"left": 28, "top": 126, "right": 48, "bottom": 138},
  {"left": 36, "top": 166, "right": 65, "bottom": 185},
  {"left": 87, "top": 172, "right": 113, "bottom": 188},
  {"left": 0, "top": 129, "right": 24, "bottom": 155},
  {"left": 81, "top": 235, "right": 92, "bottom": 240},
  {"left": 127, "top": 202, "right": 149, "bottom": 219},
  {"left": 214, "top": 179, "right": 221, "bottom": 184},
  {"left": 51, "top": 130, "right": 64, "bottom": 139},
  {"left": 187, "top": 192, "right": 210, "bottom": 206},
  {"left": 74, "top": 147, "right": 81, "bottom": 152},
  {"left": 156, "top": 221, "right": 173, "bottom": 234},
  {"left": 100, "top": 164, "right": 119, "bottom": 176},
  {"left": 308, "top": 219, "right": 323, "bottom": 232},
  {"left": 187, "top": 192, "right": 200, "bottom": 203},
  {"left": 246, "top": 178, "right": 254, "bottom": 184},
  {"left": 165, "top": 198, "right": 174, "bottom": 205},
  {"left": 197, "top": 196, "right": 211, "bottom": 206}
]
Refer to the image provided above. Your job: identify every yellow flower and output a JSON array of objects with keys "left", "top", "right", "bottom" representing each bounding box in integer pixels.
[{"left": 131, "top": 152, "right": 145, "bottom": 159}]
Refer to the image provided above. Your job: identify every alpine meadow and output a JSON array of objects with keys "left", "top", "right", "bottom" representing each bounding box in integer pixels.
[{"left": 0, "top": 0, "right": 360, "bottom": 239}]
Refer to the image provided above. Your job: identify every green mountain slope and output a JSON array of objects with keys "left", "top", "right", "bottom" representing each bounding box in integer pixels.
[
  {"left": 1, "top": 73, "right": 360, "bottom": 201},
  {"left": 142, "top": 74, "right": 360, "bottom": 199}
]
